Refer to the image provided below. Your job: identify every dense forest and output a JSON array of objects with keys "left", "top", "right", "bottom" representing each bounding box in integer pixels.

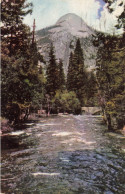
[
  {"left": 1, "top": 0, "right": 125, "bottom": 132},
  {"left": 94, "top": 0, "right": 125, "bottom": 130}
]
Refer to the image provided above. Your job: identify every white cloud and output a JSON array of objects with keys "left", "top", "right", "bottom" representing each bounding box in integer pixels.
[
  {"left": 24, "top": 0, "right": 101, "bottom": 30},
  {"left": 24, "top": 0, "right": 124, "bottom": 34},
  {"left": 66, "top": 0, "right": 100, "bottom": 25},
  {"left": 110, "top": 0, "right": 125, "bottom": 17},
  {"left": 99, "top": 1, "right": 124, "bottom": 34}
]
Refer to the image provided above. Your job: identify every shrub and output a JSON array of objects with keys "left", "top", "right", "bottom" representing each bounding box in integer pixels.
[
  {"left": 52, "top": 90, "right": 81, "bottom": 114},
  {"left": 1, "top": 117, "right": 13, "bottom": 134}
]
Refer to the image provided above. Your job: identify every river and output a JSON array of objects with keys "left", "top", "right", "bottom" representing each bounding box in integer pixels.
[{"left": 1, "top": 115, "right": 125, "bottom": 193}]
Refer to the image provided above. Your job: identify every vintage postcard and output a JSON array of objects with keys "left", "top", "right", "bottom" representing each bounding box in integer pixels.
[{"left": 1, "top": 0, "right": 125, "bottom": 193}]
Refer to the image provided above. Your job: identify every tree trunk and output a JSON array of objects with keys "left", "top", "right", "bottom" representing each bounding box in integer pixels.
[{"left": 106, "top": 114, "right": 113, "bottom": 131}]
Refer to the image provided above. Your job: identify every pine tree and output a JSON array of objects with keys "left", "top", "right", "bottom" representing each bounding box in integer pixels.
[
  {"left": 95, "top": 0, "right": 125, "bottom": 130},
  {"left": 1, "top": 0, "right": 45, "bottom": 122},
  {"left": 88, "top": 72, "right": 97, "bottom": 97},
  {"left": 86, "top": 72, "right": 98, "bottom": 106},
  {"left": 26, "top": 42, "right": 45, "bottom": 111},
  {"left": 95, "top": 32, "right": 125, "bottom": 130},
  {"left": 67, "top": 39, "right": 88, "bottom": 105},
  {"left": 1, "top": 0, "right": 33, "bottom": 56},
  {"left": 46, "top": 43, "right": 59, "bottom": 97},
  {"left": 58, "top": 59, "right": 65, "bottom": 91},
  {"left": 67, "top": 52, "right": 74, "bottom": 91},
  {"left": 73, "top": 39, "right": 87, "bottom": 105}
]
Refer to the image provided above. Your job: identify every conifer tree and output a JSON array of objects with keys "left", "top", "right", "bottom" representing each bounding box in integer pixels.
[
  {"left": 67, "top": 39, "right": 87, "bottom": 105},
  {"left": 87, "top": 72, "right": 96, "bottom": 98},
  {"left": 94, "top": 0, "right": 125, "bottom": 130},
  {"left": 46, "top": 43, "right": 59, "bottom": 97},
  {"left": 86, "top": 72, "right": 98, "bottom": 106},
  {"left": 1, "top": 0, "right": 33, "bottom": 56},
  {"left": 67, "top": 39, "right": 88, "bottom": 105},
  {"left": 58, "top": 59, "right": 66, "bottom": 91},
  {"left": 74, "top": 39, "right": 87, "bottom": 105},
  {"left": 67, "top": 52, "right": 74, "bottom": 91},
  {"left": 95, "top": 33, "right": 125, "bottom": 130},
  {"left": 1, "top": 0, "right": 45, "bottom": 122}
]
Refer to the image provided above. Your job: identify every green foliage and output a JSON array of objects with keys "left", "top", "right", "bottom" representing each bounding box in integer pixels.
[
  {"left": 94, "top": 1, "right": 125, "bottom": 129},
  {"left": 67, "top": 39, "right": 87, "bottom": 105},
  {"left": 46, "top": 44, "right": 59, "bottom": 97},
  {"left": 95, "top": 32, "right": 125, "bottom": 130},
  {"left": 1, "top": 0, "right": 33, "bottom": 56},
  {"left": 73, "top": 38, "right": 86, "bottom": 98},
  {"left": 1, "top": 42, "right": 45, "bottom": 122},
  {"left": 46, "top": 45, "right": 66, "bottom": 98},
  {"left": 86, "top": 72, "right": 98, "bottom": 106},
  {"left": 67, "top": 52, "right": 74, "bottom": 91},
  {"left": 52, "top": 91, "right": 81, "bottom": 114},
  {"left": 1, "top": 1, "right": 45, "bottom": 122},
  {"left": 57, "top": 59, "right": 66, "bottom": 91},
  {"left": 67, "top": 39, "right": 97, "bottom": 106}
]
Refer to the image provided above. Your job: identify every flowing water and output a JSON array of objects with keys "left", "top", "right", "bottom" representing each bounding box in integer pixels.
[{"left": 1, "top": 115, "right": 125, "bottom": 194}]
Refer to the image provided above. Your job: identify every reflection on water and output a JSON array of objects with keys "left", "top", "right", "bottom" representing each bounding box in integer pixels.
[{"left": 1, "top": 115, "right": 125, "bottom": 193}]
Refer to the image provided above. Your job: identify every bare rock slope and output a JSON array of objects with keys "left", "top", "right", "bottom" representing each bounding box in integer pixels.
[{"left": 36, "top": 13, "right": 97, "bottom": 73}]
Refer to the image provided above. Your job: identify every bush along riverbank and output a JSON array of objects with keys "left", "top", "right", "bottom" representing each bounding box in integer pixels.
[
  {"left": 1, "top": 118, "right": 13, "bottom": 134},
  {"left": 0, "top": 114, "right": 39, "bottom": 135}
]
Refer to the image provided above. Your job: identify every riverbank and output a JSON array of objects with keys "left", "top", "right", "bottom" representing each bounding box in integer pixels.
[{"left": 1, "top": 113, "right": 125, "bottom": 137}]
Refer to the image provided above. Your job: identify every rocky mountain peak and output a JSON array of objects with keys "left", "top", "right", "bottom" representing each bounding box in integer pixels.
[
  {"left": 54, "top": 13, "right": 94, "bottom": 37},
  {"left": 36, "top": 13, "right": 97, "bottom": 73},
  {"left": 56, "top": 13, "right": 85, "bottom": 25}
]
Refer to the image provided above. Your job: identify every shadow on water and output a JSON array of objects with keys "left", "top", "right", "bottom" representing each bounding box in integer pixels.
[
  {"left": 13, "top": 119, "right": 39, "bottom": 131},
  {"left": 1, "top": 119, "right": 39, "bottom": 150}
]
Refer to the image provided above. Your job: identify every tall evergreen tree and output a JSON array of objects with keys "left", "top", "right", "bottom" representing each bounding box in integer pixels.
[
  {"left": 67, "top": 39, "right": 87, "bottom": 105},
  {"left": 58, "top": 59, "right": 66, "bottom": 91},
  {"left": 1, "top": 0, "right": 32, "bottom": 56},
  {"left": 87, "top": 72, "right": 97, "bottom": 98},
  {"left": 94, "top": 0, "right": 125, "bottom": 130},
  {"left": 95, "top": 32, "right": 125, "bottom": 130},
  {"left": 67, "top": 52, "right": 74, "bottom": 91},
  {"left": 1, "top": 0, "right": 45, "bottom": 122},
  {"left": 86, "top": 72, "right": 98, "bottom": 106},
  {"left": 46, "top": 43, "right": 59, "bottom": 97},
  {"left": 73, "top": 39, "right": 87, "bottom": 105}
]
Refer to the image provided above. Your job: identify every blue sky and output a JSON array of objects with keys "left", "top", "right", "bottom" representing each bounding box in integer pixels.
[
  {"left": 24, "top": 0, "right": 105, "bottom": 30},
  {"left": 97, "top": 0, "right": 105, "bottom": 18},
  {"left": 24, "top": 0, "right": 124, "bottom": 34}
]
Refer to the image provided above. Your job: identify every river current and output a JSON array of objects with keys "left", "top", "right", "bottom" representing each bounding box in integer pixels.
[{"left": 1, "top": 115, "right": 125, "bottom": 193}]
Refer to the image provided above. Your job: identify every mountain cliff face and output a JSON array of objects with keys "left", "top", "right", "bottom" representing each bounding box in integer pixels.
[{"left": 36, "top": 13, "right": 97, "bottom": 73}]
